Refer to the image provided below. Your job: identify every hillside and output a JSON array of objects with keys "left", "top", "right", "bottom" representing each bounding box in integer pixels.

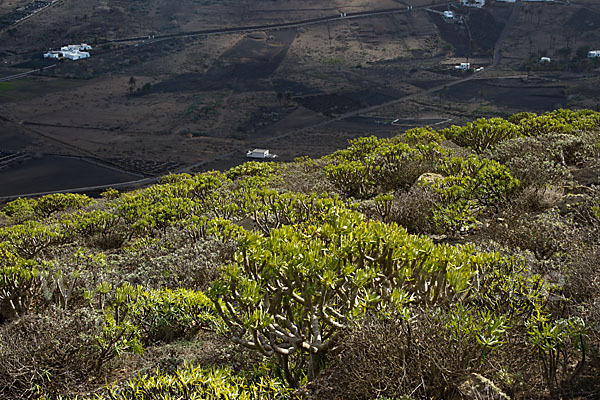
[{"left": 1, "top": 109, "right": 599, "bottom": 399}]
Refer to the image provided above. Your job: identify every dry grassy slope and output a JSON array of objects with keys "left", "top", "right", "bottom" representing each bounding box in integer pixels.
[
  {"left": 0, "top": 0, "right": 404, "bottom": 53},
  {"left": 0, "top": 0, "right": 31, "bottom": 15},
  {"left": 498, "top": 2, "right": 600, "bottom": 70}
]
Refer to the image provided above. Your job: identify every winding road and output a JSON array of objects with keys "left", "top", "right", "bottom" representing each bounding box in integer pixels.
[{"left": 0, "top": 64, "right": 56, "bottom": 82}]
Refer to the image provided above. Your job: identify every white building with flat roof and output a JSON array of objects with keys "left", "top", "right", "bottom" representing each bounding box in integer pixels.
[
  {"left": 588, "top": 50, "right": 600, "bottom": 58},
  {"left": 61, "top": 44, "right": 92, "bottom": 52},
  {"left": 455, "top": 62, "right": 471, "bottom": 70},
  {"left": 43, "top": 50, "right": 62, "bottom": 59},
  {"left": 247, "top": 149, "right": 277, "bottom": 159},
  {"left": 43, "top": 44, "right": 91, "bottom": 61},
  {"left": 63, "top": 50, "right": 89, "bottom": 60}
]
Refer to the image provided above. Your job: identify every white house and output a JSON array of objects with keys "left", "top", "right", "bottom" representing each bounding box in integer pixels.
[
  {"left": 63, "top": 50, "right": 90, "bottom": 60},
  {"left": 246, "top": 149, "right": 277, "bottom": 159},
  {"left": 460, "top": 0, "right": 485, "bottom": 8},
  {"left": 443, "top": 11, "right": 455, "bottom": 20},
  {"left": 588, "top": 50, "right": 600, "bottom": 58},
  {"left": 455, "top": 62, "right": 471, "bottom": 70},
  {"left": 61, "top": 44, "right": 92, "bottom": 52},
  {"left": 43, "top": 44, "right": 91, "bottom": 61},
  {"left": 43, "top": 50, "right": 62, "bottom": 59},
  {"left": 539, "top": 57, "right": 551, "bottom": 63}
]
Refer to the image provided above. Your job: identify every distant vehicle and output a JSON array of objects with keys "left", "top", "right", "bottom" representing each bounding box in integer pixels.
[
  {"left": 443, "top": 11, "right": 454, "bottom": 20},
  {"left": 539, "top": 57, "right": 551, "bottom": 63},
  {"left": 474, "top": 66, "right": 485, "bottom": 72},
  {"left": 247, "top": 149, "right": 277, "bottom": 159}
]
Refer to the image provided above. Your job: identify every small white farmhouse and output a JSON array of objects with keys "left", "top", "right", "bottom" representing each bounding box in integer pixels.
[
  {"left": 61, "top": 44, "right": 93, "bottom": 52},
  {"left": 43, "top": 51, "right": 62, "bottom": 59},
  {"left": 455, "top": 62, "right": 471, "bottom": 70},
  {"left": 588, "top": 50, "right": 600, "bottom": 58},
  {"left": 539, "top": 57, "right": 551, "bottom": 63},
  {"left": 460, "top": 0, "right": 485, "bottom": 8},
  {"left": 43, "top": 44, "right": 91, "bottom": 61},
  {"left": 247, "top": 149, "right": 277, "bottom": 159}
]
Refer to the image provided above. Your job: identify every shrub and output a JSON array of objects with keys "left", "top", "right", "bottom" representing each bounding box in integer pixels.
[
  {"left": 400, "top": 126, "right": 446, "bottom": 145},
  {"left": 60, "top": 210, "right": 126, "bottom": 249},
  {"left": 1, "top": 194, "right": 94, "bottom": 223},
  {"left": 62, "top": 363, "right": 293, "bottom": 400},
  {"left": 245, "top": 190, "right": 346, "bottom": 234},
  {"left": 325, "top": 137, "right": 446, "bottom": 198},
  {"left": 315, "top": 307, "right": 510, "bottom": 400},
  {"left": 516, "top": 110, "right": 600, "bottom": 138},
  {"left": 96, "top": 284, "right": 216, "bottom": 364},
  {"left": 226, "top": 161, "right": 279, "bottom": 181},
  {"left": 391, "top": 186, "right": 439, "bottom": 234},
  {"left": 0, "top": 308, "right": 103, "bottom": 399},
  {"left": 490, "top": 209, "right": 573, "bottom": 260},
  {"left": 442, "top": 118, "right": 521, "bottom": 153},
  {"left": 0, "top": 221, "right": 65, "bottom": 258},
  {"left": 115, "top": 186, "right": 198, "bottom": 238},
  {"left": 424, "top": 157, "right": 520, "bottom": 233},
  {"left": 32, "top": 193, "right": 94, "bottom": 219},
  {"left": 210, "top": 208, "right": 503, "bottom": 387},
  {"left": 526, "top": 314, "right": 587, "bottom": 398},
  {"left": 0, "top": 242, "right": 47, "bottom": 319},
  {"left": 0, "top": 198, "right": 36, "bottom": 223},
  {"left": 490, "top": 135, "right": 571, "bottom": 190}
]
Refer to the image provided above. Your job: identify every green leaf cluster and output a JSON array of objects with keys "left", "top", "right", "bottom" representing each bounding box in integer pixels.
[{"left": 57, "top": 363, "right": 293, "bottom": 400}]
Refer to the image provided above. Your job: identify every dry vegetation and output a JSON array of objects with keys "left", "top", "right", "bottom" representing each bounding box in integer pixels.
[{"left": 0, "top": 110, "right": 599, "bottom": 399}]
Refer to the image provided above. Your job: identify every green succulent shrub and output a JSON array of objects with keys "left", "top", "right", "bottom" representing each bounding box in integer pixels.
[
  {"left": 441, "top": 118, "right": 521, "bottom": 153},
  {"left": 209, "top": 207, "right": 514, "bottom": 386},
  {"left": 56, "top": 363, "right": 293, "bottom": 400}
]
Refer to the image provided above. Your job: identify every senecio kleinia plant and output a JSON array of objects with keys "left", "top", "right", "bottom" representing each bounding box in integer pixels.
[{"left": 210, "top": 207, "right": 504, "bottom": 386}]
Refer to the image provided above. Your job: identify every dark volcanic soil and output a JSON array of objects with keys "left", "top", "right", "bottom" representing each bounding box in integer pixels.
[
  {"left": 0, "top": 126, "right": 31, "bottom": 151},
  {"left": 429, "top": 7, "right": 507, "bottom": 57},
  {"left": 153, "top": 30, "right": 297, "bottom": 93},
  {"left": 567, "top": 7, "right": 600, "bottom": 32},
  {"left": 0, "top": 156, "right": 140, "bottom": 196},
  {"left": 443, "top": 79, "right": 566, "bottom": 111},
  {"left": 296, "top": 89, "right": 396, "bottom": 117}
]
